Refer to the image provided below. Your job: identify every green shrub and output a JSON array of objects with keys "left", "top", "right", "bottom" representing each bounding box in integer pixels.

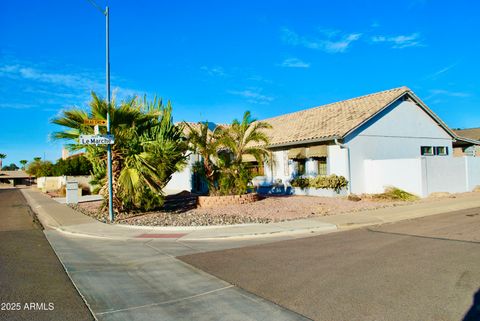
[
  {"left": 290, "top": 174, "right": 348, "bottom": 192},
  {"left": 290, "top": 177, "right": 310, "bottom": 189},
  {"left": 373, "top": 187, "right": 419, "bottom": 201},
  {"left": 217, "top": 164, "right": 251, "bottom": 196}
]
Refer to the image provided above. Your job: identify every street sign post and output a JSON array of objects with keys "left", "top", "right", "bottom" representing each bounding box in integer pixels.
[{"left": 79, "top": 134, "right": 114, "bottom": 145}]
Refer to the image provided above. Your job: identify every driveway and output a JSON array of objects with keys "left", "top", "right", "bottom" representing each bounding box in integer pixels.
[
  {"left": 44, "top": 232, "right": 309, "bottom": 321},
  {"left": 179, "top": 208, "right": 480, "bottom": 321}
]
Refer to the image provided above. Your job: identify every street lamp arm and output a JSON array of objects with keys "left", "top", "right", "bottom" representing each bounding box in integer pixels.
[{"left": 85, "top": 0, "right": 107, "bottom": 15}]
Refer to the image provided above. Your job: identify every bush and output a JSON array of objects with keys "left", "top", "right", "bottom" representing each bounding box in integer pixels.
[
  {"left": 290, "top": 177, "right": 310, "bottom": 189},
  {"left": 52, "top": 155, "right": 92, "bottom": 176},
  {"left": 347, "top": 194, "right": 362, "bottom": 202},
  {"left": 216, "top": 165, "right": 252, "bottom": 196},
  {"left": 290, "top": 174, "right": 348, "bottom": 192},
  {"left": 371, "top": 187, "right": 419, "bottom": 201}
]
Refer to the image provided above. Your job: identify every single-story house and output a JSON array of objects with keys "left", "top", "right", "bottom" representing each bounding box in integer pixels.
[
  {"left": 452, "top": 127, "right": 480, "bottom": 157},
  {"left": 165, "top": 86, "right": 480, "bottom": 197},
  {"left": 0, "top": 170, "right": 33, "bottom": 186}
]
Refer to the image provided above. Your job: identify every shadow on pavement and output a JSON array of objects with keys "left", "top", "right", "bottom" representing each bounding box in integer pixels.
[{"left": 463, "top": 288, "right": 480, "bottom": 321}]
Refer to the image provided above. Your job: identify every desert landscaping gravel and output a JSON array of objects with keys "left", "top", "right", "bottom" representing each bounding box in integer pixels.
[{"left": 71, "top": 195, "right": 409, "bottom": 226}]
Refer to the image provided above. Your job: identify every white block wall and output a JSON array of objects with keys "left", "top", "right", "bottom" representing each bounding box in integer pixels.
[
  {"left": 364, "top": 156, "right": 480, "bottom": 197},
  {"left": 364, "top": 158, "right": 424, "bottom": 196}
]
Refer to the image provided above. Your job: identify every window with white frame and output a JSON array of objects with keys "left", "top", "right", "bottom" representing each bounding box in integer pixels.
[
  {"left": 315, "top": 157, "right": 327, "bottom": 176},
  {"left": 435, "top": 146, "right": 449, "bottom": 156},
  {"left": 421, "top": 146, "right": 434, "bottom": 156},
  {"left": 421, "top": 146, "right": 449, "bottom": 156}
]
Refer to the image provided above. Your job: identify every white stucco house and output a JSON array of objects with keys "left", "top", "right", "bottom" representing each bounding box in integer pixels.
[{"left": 165, "top": 86, "right": 480, "bottom": 197}]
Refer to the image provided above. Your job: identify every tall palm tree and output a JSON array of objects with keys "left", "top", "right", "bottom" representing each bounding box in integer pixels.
[
  {"left": 0, "top": 153, "right": 6, "bottom": 170},
  {"left": 52, "top": 92, "right": 187, "bottom": 213},
  {"left": 19, "top": 160, "right": 28, "bottom": 170},
  {"left": 184, "top": 122, "right": 221, "bottom": 191}
]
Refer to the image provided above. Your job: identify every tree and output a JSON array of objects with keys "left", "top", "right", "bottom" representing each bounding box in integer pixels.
[
  {"left": 216, "top": 111, "right": 271, "bottom": 195},
  {"left": 26, "top": 159, "right": 54, "bottom": 177},
  {"left": 0, "top": 153, "right": 6, "bottom": 170},
  {"left": 186, "top": 112, "right": 271, "bottom": 195},
  {"left": 51, "top": 92, "right": 188, "bottom": 213},
  {"left": 185, "top": 122, "right": 221, "bottom": 192},
  {"left": 2, "top": 163, "right": 19, "bottom": 171},
  {"left": 52, "top": 155, "right": 92, "bottom": 176},
  {"left": 19, "top": 160, "right": 28, "bottom": 170}
]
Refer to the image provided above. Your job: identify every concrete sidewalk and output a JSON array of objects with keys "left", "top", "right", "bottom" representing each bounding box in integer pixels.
[{"left": 21, "top": 188, "right": 480, "bottom": 241}]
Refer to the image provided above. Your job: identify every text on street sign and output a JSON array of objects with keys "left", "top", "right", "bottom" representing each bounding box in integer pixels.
[
  {"left": 84, "top": 119, "right": 107, "bottom": 126},
  {"left": 79, "top": 134, "right": 115, "bottom": 145}
]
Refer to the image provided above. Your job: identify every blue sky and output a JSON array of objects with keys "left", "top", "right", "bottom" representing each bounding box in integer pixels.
[{"left": 1, "top": 0, "right": 479, "bottom": 165}]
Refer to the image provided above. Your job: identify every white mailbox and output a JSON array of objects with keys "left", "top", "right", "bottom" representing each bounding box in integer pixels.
[{"left": 66, "top": 181, "right": 79, "bottom": 204}]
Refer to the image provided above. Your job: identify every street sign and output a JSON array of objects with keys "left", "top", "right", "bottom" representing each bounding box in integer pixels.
[
  {"left": 84, "top": 119, "right": 107, "bottom": 126},
  {"left": 79, "top": 134, "right": 115, "bottom": 145}
]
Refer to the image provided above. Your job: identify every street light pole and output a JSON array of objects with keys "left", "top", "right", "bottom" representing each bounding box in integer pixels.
[
  {"left": 105, "top": 6, "right": 114, "bottom": 222},
  {"left": 85, "top": 1, "right": 114, "bottom": 222}
]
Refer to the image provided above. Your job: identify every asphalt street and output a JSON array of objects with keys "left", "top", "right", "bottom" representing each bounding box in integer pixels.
[
  {"left": 180, "top": 207, "right": 480, "bottom": 321},
  {"left": 0, "top": 188, "right": 94, "bottom": 321}
]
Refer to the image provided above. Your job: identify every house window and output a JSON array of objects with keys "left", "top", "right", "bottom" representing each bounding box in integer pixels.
[
  {"left": 315, "top": 157, "right": 327, "bottom": 176},
  {"left": 296, "top": 159, "right": 306, "bottom": 176},
  {"left": 420, "top": 146, "right": 434, "bottom": 156},
  {"left": 246, "top": 162, "right": 264, "bottom": 176},
  {"left": 435, "top": 146, "right": 448, "bottom": 156}
]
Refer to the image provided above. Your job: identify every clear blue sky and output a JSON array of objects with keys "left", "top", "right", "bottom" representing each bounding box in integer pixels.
[{"left": 1, "top": 0, "right": 479, "bottom": 166}]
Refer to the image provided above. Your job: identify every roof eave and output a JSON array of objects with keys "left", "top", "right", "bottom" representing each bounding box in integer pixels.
[
  {"left": 454, "top": 136, "right": 480, "bottom": 145},
  {"left": 265, "top": 136, "right": 341, "bottom": 149}
]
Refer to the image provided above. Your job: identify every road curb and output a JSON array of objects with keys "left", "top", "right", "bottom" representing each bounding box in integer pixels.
[{"left": 20, "top": 189, "right": 62, "bottom": 230}]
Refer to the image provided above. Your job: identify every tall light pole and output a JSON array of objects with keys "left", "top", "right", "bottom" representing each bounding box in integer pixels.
[
  {"left": 105, "top": 6, "right": 114, "bottom": 222},
  {"left": 86, "top": 0, "right": 114, "bottom": 222}
]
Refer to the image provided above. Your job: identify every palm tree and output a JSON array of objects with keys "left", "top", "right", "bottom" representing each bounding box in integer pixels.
[
  {"left": 19, "top": 160, "right": 28, "bottom": 170},
  {"left": 218, "top": 111, "right": 271, "bottom": 164},
  {"left": 216, "top": 111, "right": 272, "bottom": 195},
  {"left": 185, "top": 122, "right": 221, "bottom": 191},
  {"left": 0, "top": 153, "right": 6, "bottom": 170},
  {"left": 52, "top": 92, "right": 188, "bottom": 213},
  {"left": 33, "top": 157, "right": 41, "bottom": 162}
]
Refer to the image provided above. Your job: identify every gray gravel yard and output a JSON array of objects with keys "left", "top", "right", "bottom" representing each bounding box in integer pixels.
[{"left": 72, "top": 194, "right": 409, "bottom": 226}]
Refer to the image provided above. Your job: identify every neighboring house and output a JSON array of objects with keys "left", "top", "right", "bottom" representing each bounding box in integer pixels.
[
  {"left": 0, "top": 170, "right": 33, "bottom": 186},
  {"left": 452, "top": 127, "right": 480, "bottom": 157},
  {"left": 167, "top": 86, "right": 480, "bottom": 197}
]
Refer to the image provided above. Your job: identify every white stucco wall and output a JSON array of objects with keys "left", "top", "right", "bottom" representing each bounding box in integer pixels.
[
  {"left": 364, "top": 156, "right": 480, "bottom": 197},
  {"left": 364, "top": 158, "right": 424, "bottom": 196},
  {"left": 265, "top": 150, "right": 290, "bottom": 183},
  {"left": 466, "top": 157, "right": 480, "bottom": 190},
  {"left": 163, "top": 154, "right": 195, "bottom": 194},
  {"left": 423, "top": 157, "right": 467, "bottom": 195},
  {"left": 327, "top": 145, "right": 349, "bottom": 178},
  {"left": 345, "top": 100, "right": 454, "bottom": 194}
]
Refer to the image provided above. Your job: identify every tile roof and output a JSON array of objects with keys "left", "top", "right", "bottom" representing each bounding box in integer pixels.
[
  {"left": 453, "top": 127, "right": 480, "bottom": 141},
  {"left": 0, "top": 170, "right": 31, "bottom": 179},
  {"left": 259, "top": 86, "right": 411, "bottom": 147}
]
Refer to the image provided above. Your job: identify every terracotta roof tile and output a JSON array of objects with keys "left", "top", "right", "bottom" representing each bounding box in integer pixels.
[
  {"left": 453, "top": 127, "right": 480, "bottom": 141},
  {"left": 259, "top": 86, "right": 411, "bottom": 147}
]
